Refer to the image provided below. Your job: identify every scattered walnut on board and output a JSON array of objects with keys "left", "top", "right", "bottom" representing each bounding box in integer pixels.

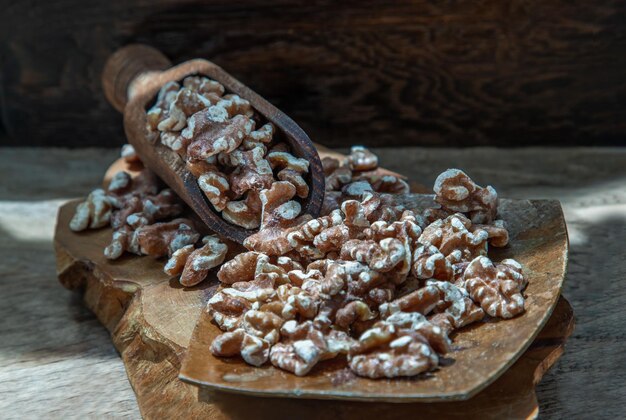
[
  {"left": 210, "top": 328, "right": 271, "bottom": 367},
  {"left": 322, "top": 146, "right": 413, "bottom": 203},
  {"left": 348, "top": 312, "right": 451, "bottom": 379},
  {"left": 325, "top": 162, "right": 352, "bottom": 192},
  {"left": 367, "top": 174, "right": 410, "bottom": 194},
  {"left": 69, "top": 189, "right": 114, "bottom": 232},
  {"left": 411, "top": 244, "right": 453, "bottom": 280},
  {"left": 426, "top": 280, "right": 485, "bottom": 331},
  {"left": 120, "top": 144, "right": 140, "bottom": 163},
  {"left": 462, "top": 256, "right": 526, "bottom": 318},
  {"left": 418, "top": 213, "right": 489, "bottom": 263},
  {"left": 269, "top": 320, "right": 355, "bottom": 376},
  {"left": 207, "top": 291, "right": 252, "bottom": 332},
  {"left": 164, "top": 244, "right": 195, "bottom": 276},
  {"left": 346, "top": 146, "right": 378, "bottom": 171},
  {"left": 134, "top": 218, "right": 200, "bottom": 258},
  {"left": 178, "top": 235, "right": 228, "bottom": 286},
  {"left": 434, "top": 168, "right": 498, "bottom": 224}
]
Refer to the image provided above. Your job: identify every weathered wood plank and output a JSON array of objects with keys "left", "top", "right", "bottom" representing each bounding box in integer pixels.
[{"left": 1, "top": 1, "right": 625, "bottom": 147}]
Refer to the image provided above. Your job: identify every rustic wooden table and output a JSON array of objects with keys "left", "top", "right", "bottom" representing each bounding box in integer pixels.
[{"left": 1, "top": 147, "right": 624, "bottom": 418}]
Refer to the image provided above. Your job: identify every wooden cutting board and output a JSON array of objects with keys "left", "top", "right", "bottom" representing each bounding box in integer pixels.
[{"left": 54, "top": 153, "right": 573, "bottom": 419}]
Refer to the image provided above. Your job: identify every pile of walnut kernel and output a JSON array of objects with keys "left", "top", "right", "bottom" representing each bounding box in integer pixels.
[
  {"left": 70, "top": 144, "right": 527, "bottom": 378},
  {"left": 69, "top": 91, "right": 528, "bottom": 379},
  {"left": 207, "top": 160, "right": 526, "bottom": 378},
  {"left": 144, "top": 75, "right": 313, "bottom": 230}
]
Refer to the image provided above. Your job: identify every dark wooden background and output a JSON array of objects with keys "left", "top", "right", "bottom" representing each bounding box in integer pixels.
[{"left": 1, "top": 0, "right": 625, "bottom": 148}]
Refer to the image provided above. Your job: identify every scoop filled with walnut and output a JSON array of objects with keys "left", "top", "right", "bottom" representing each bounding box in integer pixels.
[{"left": 145, "top": 75, "right": 313, "bottom": 233}]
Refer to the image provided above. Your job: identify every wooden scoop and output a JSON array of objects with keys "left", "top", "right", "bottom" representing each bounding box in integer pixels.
[{"left": 101, "top": 44, "right": 325, "bottom": 243}]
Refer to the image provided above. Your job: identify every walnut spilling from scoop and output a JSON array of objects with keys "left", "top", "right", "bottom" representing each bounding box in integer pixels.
[{"left": 69, "top": 152, "right": 229, "bottom": 287}]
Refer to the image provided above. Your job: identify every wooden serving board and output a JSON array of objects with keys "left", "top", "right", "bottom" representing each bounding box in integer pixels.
[{"left": 54, "top": 156, "right": 573, "bottom": 419}]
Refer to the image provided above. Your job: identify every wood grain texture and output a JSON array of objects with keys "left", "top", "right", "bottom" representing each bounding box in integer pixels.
[
  {"left": 2, "top": 146, "right": 625, "bottom": 418},
  {"left": 2, "top": 1, "right": 626, "bottom": 147}
]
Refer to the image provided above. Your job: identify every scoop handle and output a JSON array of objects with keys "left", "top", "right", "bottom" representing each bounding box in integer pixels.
[{"left": 102, "top": 44, "right": 173, "bottom": 113}]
